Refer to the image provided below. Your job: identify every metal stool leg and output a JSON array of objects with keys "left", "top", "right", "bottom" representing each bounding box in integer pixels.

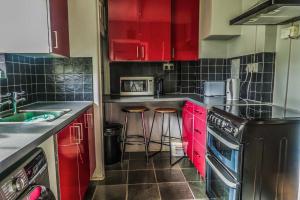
[
  {"left": 147, "top": 112, "right": 157, "bottom": 150},
  {"left": 176, "top": 112, "right": 186, "bottom": 157},
  {"left": 159, "top": 113, "right": 164, "bottom": 152},
  {"left": 121, "top": 112, "right": 128, "bottom": 162},
  {"left": 141, "top": 112, "right": 149, "bottom": 163},
  {"left": 168, "top": 113, "right": 172, "bottom": 165}
]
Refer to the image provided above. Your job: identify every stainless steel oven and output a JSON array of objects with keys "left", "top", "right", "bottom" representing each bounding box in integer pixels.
[
  {"left": 206, "top": 154, "right": 240, "bottom": 200},
  {"left": 120, "top": 77, "right": 154, "bottom": 96},
  {"left": 207, "top": 127, "right": 242, "bottom": 177}
]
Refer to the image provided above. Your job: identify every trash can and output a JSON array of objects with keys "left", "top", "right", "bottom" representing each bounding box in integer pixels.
[{"left": 104, "top": 123, "right": 123, "bottom": 165}]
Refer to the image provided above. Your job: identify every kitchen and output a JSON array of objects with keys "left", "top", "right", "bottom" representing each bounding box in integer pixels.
[{"left": 1, "top": 0, "right": 300, "bottom": 200}]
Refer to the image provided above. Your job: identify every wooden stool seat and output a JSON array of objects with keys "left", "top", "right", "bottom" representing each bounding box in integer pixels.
[
  {"left": 154, "top": 108, "right": 178, "bottom": 113},
  {"left": 122, "top": 106, "right": 149, "bottom": 113}
]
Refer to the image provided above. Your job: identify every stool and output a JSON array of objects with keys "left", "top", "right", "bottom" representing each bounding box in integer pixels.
[
  {"left": 147, "top": 107, "right": 184, "bottom": 166},
  {"left": 121, "top": 106, "right": 149, "bottom": 162}
]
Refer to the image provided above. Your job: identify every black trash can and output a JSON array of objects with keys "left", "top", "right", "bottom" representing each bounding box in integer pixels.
[{"left": 104, "top": 123, "right": 123, "bottom": 165}]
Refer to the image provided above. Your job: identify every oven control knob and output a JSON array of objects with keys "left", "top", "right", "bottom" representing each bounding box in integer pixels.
[{"left": 11, "top": 177, "right": 25, "bottom": 192}]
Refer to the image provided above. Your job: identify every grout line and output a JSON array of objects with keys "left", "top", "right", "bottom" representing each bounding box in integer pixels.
[
  {"left": 179, "top": 167, "right": 196, "bottom": 199},
  {"left": 153, "top": 158, "right": 162, "bottom": 200},
  {"left": 126, "top": 168, "right": 129, "bottom": 200}
]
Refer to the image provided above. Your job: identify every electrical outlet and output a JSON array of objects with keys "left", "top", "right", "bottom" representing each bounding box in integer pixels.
[
  {"left": 246, "top": 63, "right": 259, "bottom": 73},
  {"left": 163, "top": 63, "right": 174, "bottom": 71}
]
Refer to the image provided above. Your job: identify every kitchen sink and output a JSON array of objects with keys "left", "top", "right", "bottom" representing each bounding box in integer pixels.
[{"left": 0, "top": 109, "right": 71, "bottom": 123}]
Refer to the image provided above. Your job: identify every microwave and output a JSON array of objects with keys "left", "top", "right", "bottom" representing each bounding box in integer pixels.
[{"left": 120, "top": 77, "right": 154, "bottom": 96}]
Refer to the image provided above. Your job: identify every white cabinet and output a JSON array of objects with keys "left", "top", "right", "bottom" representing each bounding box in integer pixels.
[
  {"left": 200, "top": 0, "right": 242, "bottom": 40},
  {"left": 0, "top": 0, "right": 69, "bottom": 56}
]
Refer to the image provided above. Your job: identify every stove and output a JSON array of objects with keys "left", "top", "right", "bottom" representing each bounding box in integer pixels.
[{"left": 206, "top": 104, "right": 300, "bottom": 200}]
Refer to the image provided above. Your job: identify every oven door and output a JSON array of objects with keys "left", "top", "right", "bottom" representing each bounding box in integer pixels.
[
  {"left": 206, "top": 154, "right": 240, "bottom": 200},
  {"left": 207, "top": 127, "right": 241, "bottom": 177}
]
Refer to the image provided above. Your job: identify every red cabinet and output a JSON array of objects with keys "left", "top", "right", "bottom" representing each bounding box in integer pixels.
[
  {"left": 182, "top": 101, "right": 207, "bottom": 178},
  {"left": 50, "top": 0, "right": 70, "bottom": 57},
  {"left": 108, "top": 0, "right": 171, "bottom": 61},
  {"left": 172, "top": 0, "right": 199, "bottom": 61},
  {"left": 85, "top": 107, "right": 96, "bottom": 178},
  {"left": 182, "top": 102, "right": 194, "bottom": 160},
  {"left": 57, "top": 107, "right": 95, "bottom": 200}
]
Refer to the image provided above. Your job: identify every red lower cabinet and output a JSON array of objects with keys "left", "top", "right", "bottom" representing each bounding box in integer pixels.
[
  {"left": 57, "top": 107, "right": 95, "bottom": 200},
  {"left": 182, "top": 103, "right": 194, "bottom": 160},
  {"left": 182, "top": 101, "right": 207, "bottom": 178}
]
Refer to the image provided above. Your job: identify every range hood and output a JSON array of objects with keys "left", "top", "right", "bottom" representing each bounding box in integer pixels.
[{"left": 230, "top": 0, "right": 300, "bottom": 25}]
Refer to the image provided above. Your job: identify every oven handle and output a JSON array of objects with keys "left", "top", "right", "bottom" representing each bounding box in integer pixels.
[
  {"left": 207, "top": 127, "right": 240, "bottom": 150},
  {"left": 206, "top": 155, "right": 238, "bottom": 189}
]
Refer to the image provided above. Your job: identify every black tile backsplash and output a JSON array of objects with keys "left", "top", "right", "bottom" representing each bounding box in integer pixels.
[
  {"left": 109, "top": 52, "right": 275, "bottom": 103},
  {"left": 0, "top": 54, "right": 93, "bottom": 112}
]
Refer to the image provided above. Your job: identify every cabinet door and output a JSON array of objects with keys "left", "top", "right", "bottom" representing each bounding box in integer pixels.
[
  {"left": 75, "top": 116, "right": 90, "bottom": 199},
  {"left": 50, "top": 0, "right": 70, "bottom": 57},
  {"left": 85, "top": 107, "right": 96, "bottom": 178},
  {"left": 182, "top": 104, "right": 194, "bottom": 161},
  {"left": 139, "top": 0, "right": 171, "bottom": 61},
  {"left": 108, "top": 0, "right": 140, "bottom": 61},
  {"left": 57, "top": 123, "right": 81, "bottom": 200},
  {"left": 172, "top": 0, "right": 199, "bottom": 61}
]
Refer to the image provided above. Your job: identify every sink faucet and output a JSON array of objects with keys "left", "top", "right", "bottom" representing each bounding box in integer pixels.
[
  {"left": 0, "top": 93, "right": 12, "bottom": 108},
  {"left": 12, "top": 91, "right": 26, "bottom": 114}
]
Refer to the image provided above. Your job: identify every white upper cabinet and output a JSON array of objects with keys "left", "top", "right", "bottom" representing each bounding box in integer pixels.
[
  {"left": 0, "top": 0, "right": 69, "bottom": 57},
  {"left": 200, "top": 0, "right": 242, "bottom": 40}
]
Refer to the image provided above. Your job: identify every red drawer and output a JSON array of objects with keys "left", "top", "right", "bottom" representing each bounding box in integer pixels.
[
  {"left": 184, "top": 101, "right": 194, "bottom": 113},
  {"left": 193, "top": 140, "right": 206, "bottom": 177},
  {"left": 194, "top": 104, "right": 207, "bottom": 119},
  {"left": 194, "top": 117, "right": 207, "bottom": 146}
]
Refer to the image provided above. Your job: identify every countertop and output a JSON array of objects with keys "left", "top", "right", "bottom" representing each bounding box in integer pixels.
[
  {"left": 104, "top": 94, "right": 266, "bottom": 107},
  {"left": 0, "top": 101, "right": 93, "bottom": 174}
]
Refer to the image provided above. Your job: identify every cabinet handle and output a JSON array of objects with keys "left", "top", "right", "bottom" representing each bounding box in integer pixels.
[
  {"left": 73, "top": 123, "right": 83, "bottom": 141},
  {"left": 195, "top": 110, "right": 202, "bottom": 114},
  {"left": 70, "top": 125, "right": 81, "bottom": 144},
  {"left": 172, "top": 48, "right": 175, "bottom": 59},
  {"left": 53, "top": 31, "right": 59, "bottom": 49},
  {"left": 194, "top": 129, "right": 201, "bottom": 134},
  {"left": 136, "top": 46, "right": 139, "bottom": 59},
  {"left": 84, "top": 114, "right": 93, "bottom": 128},
  {"left": 141, "top": 46, "right": 145, "bottom": 59}
]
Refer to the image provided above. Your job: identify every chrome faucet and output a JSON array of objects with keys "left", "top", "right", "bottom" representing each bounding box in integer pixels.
[
  {"left": 0, "top": 93, "right": 12, "bottom": 108},
  {"left": 12, "top": 91, "right": 26, "bottom": 114}
]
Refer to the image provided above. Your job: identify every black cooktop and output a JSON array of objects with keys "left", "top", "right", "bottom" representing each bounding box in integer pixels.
[{"left": 213, "top": 104, "right": 300, "bottom": 120}]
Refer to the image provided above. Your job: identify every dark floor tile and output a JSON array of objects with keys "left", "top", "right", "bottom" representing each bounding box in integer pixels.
[
  {"left": 97, "top": 171, "right": 127, "bottom": 185},
  {"left": 159, "top": 182, "right": 194, "bottom": 200},
  {"left": 93, "top": 185, "right": 126, "bottom": 200},
  {"left": 123, "top": 152, "right": 130, "bottom": 160},
  {"left": 178, "top": 158, "right": 194, "bottom": 169},
  {"left": 188, "top": 181, "right": 208, "bottom": 199},
  {"left": 153, "top": 159, "right": 179, "bottom": 169},
  {"left": 155, "top": 169, "right": 185, "bottom": 183},
  {"left": 129, "top": 152, "right": 149, "bottom": 160},
  {"left": 129, "top": 159, "right": 154, "bottom": 170},
  {"left": 128, "top": 184, "right": 160, "bottom": 200},
  {"left": 105, "top": 161, "right": 128, "bottom": 171},
  {"left": 152, "top": 151, "right": 170, "bottom": 160},
  {"left": 128, "top": 170, "right": 156, "bottom": 184},
  {"left": 182, "top": 168, "right": 201, "bottom": 181}
]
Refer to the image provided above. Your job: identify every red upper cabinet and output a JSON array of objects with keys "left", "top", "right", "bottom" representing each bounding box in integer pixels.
[
  {"left": 108, "top": 0, "right": 171, "bottom": 62},
  {"left": 108, "top": 0, "right": 140, "bottom": 61},
  {"left": 139, "top": 0, "right": 171, "bottom": 61},
  {"left": 172, "top": 0, "right": 199, "bottom": 61},
  {"left": 50, "top": 0, "right": 70, "bottom": 57}
]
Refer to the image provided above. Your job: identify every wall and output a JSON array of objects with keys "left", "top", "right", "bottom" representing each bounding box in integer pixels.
[
  {"left": 68, "top": 0, "right": 104, "bottom": 180},
  {"left": 273, "top": 21, "right": 300, "bottom": 110},
  {"left": 0, "top": 54, "right": 93, "bottom": 112}
]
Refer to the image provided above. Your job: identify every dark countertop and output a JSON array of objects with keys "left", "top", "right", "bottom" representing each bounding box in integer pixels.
[
  {"left": 103, "top": 94, "right": 268, "bottom": 107},
  {"left": 0, "top": 101, "right": 93, "bottom": 174}
]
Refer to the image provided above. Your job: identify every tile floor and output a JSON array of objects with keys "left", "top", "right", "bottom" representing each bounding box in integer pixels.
[{"left": 85, "top": 152, "right": 208, "bottom": 200}]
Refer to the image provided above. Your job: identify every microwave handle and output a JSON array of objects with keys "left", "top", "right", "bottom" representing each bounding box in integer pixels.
[
  {"left": 206, "top": 155, "right": 238, "bottom": 189},
  {"left": 207, "top": 127, "right": 240, "bottom": 150}
]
